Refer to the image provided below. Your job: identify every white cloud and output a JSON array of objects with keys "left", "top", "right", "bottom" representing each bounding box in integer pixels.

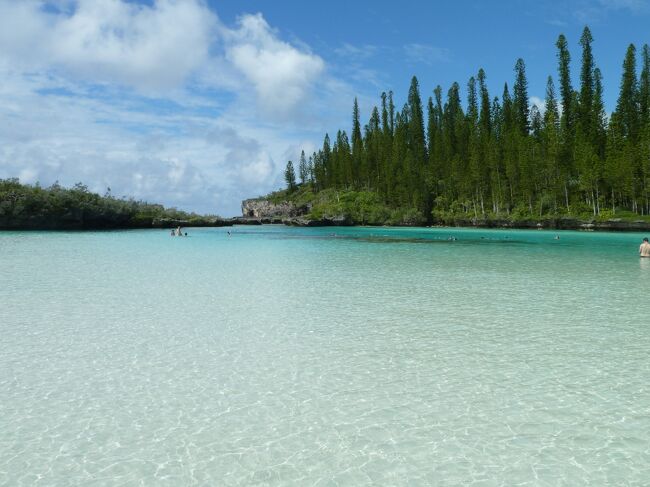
[
  {"left": 18, "top": 167, "right": 39, "bottom": 184},
  {"left": 0, "top": 80, "right": 282, "bottom": 216},
  {"left": 0, "top": 0, "right": 215, "bottom": 91},
  {"left": 0, "top": 2, "right": 328, "bottom": 112},
  {"left": 530, "top": 96, "right": 546, "bottom": 113},
  {"left": 240, "top": 156, "right": 274, "bottom": 185},
  {"left": 221, "top": 13, "right": 325, "bottom": 117}
]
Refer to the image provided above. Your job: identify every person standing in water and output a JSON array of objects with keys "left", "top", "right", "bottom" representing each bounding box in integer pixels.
[{"left": 640, "top": 237, "right": 650, "bottom": 257}]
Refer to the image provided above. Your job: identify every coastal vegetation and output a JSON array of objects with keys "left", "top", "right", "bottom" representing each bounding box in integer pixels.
[
  {"left": 265, "top": 185, "right": 426, "bottom": 225},
  {"left": 0, "top": 178, "right": 225, "bottom": 230},
  {"left": 282, "top": 27, "right": 650, "bottom": 226}
]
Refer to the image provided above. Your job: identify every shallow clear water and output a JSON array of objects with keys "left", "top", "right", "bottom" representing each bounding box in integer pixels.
[{"left": 2, "top": 226, "right": 650, "bottom": 486}]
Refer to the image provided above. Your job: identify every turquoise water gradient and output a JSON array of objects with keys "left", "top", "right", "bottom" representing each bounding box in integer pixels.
[{"left": 2, "top": 226, "right": 650, "bottom": 485}]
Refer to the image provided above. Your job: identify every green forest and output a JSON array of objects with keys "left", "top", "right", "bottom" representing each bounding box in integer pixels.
[
  {"left": 0, "top": 179, "right": 226, "bottom": 229},
  {"left": 283, "top": 27, "right": 650, "bottom": 225}
]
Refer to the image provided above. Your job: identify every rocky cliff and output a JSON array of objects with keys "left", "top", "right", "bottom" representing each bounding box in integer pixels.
[
  {"left": 241, "top": 198, "right": 305, "bottom": 219},
  {"left": 238, "top": 198, "right": 354, "bottom": 226}
]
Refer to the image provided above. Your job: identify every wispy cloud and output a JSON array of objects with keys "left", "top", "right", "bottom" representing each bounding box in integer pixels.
[
  {"left": 334, "top": 43, "right": 378, "bottom": 60},
  {"left": 546, "top": 19, "right": 568, "bottom": 27},
  {"left": 530, "top": 96, "right": 546, "bottom": 113},
  {"left": 403, "top": 43, "right": 450, "bottom": 66},
  {"left": 598, "top": 0, "right": 649, "bottom": 11},
  {"left": 573, "top": 0, "right": 650, "bottom": 22}
]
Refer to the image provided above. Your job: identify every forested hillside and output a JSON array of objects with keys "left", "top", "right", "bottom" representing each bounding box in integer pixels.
[
  {"left": 0, "top": 179, "right": 226, "bottom": 229},
  {"left": 284, "top": 27, "right": 650, "bottom": 224}
]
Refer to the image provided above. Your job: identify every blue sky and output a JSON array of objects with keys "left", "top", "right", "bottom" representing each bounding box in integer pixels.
[
  {"left": 1, "top": 0, "right": 649, "bottom": 216},
  {"left": 215, "top": 0, "right": 650, "bottom": 112}
]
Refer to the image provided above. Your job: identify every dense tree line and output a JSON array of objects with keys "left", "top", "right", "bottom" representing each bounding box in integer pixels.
[
  {"left": 0, "top": 179, "right": 223, "bottom": 229},
  {"left": 286, "top": 28, "right": 650, "bottom": 221}
]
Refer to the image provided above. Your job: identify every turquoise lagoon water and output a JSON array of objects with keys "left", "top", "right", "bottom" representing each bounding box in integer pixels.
[{"left": 1, "top": 225, "right": 650, "bottom": 486}]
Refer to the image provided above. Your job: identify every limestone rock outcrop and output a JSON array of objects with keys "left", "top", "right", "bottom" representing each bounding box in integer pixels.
[{"left": 241, "top": 198, "right": 306, "bottom": 219}]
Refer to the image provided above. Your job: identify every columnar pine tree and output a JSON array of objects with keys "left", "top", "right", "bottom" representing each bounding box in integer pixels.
[
  {"left": 556, "top": 34, "right": 574, "bottom": 134},
  {"left": 616, "top": 44, "right": 640, "bottom": 140},
  {"left": 513, "top": 59, "right": 530, "bottom": 135},
  {"left": 298, "top": 150, "right": 308, "bottom": 184},
  {"left": 431, "top": 86, "right": 444, "bottom": 198},
  {"left": 641, "top": 45, "right": 650, "bottom": 213},
  {"left": 579, "top": 27, "right": 595, "bottom": 139},
  {"left": 284, "top": 161, "right": 296, "bottom": 192},
  {"left": 614, "top": 44, "right": 641, "bottom": 211},
  {"left": 466, "top": 76, "right": 481, "bottom": 215},
  {"left": 351, "top": 98, "right": 363, "bottom": 187},
  {"left": 575, "top": 27, "right": 601, "bottom": 213},
  {"left": 640, "top": 44, "right": 650, "bottom": 126},
  {"left": 556, "top": 34, "right": 574, "bottom": 210},
  {"left": 407, "top": 76, "right": 427, "bottom": 209},
  {"left": 307, "top": 155, "right": 314, "bottom": 183},
  {"left": 543, "top": 76, "right": 561, "bottom": 212},
  {"left": 322, "top": 133, "right": 332, "bottom": 188},
  {"left": 366, "top": 106, "right": 382, "bottom": 188}
]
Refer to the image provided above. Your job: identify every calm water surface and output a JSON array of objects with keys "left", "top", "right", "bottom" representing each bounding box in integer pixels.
[{"left": 1, "top": 226, "right": 650, "bottom": 486}]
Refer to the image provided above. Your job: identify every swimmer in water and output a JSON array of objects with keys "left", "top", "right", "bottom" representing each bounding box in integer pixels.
[{"left": 640, "top": 237, "right": 650, "bottom": 257}]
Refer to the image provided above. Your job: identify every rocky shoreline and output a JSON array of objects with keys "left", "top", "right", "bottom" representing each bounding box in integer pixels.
[
  {"left": 4, "top": 198, "right": 650, "bottom": 231},
  {"left": 434, "top": 217, "right": 650, "bottom": 232},
  {"left": 239, "top": 197, "right": 650, "bottom": 232}
]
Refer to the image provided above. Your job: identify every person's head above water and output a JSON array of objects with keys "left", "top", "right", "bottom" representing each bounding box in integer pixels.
[{"left": 644, "top": 237, "right": 649, "bottom": 242}]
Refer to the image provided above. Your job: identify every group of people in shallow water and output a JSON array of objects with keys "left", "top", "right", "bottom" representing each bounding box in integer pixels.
[{"left": 169, "top": 227, "right": 234, "bottom": 237}]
